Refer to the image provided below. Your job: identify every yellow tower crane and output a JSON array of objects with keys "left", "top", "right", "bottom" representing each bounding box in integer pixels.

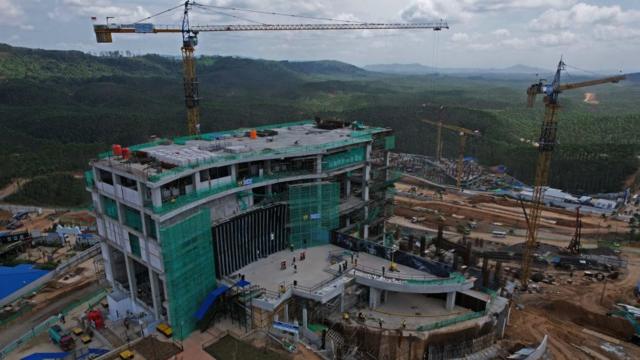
[
  {"left": 420, "top": 119, "right": 480, "bottom": 189},
  {"left": 520, "top": 59, "right": 624, "bottom": 288},
  {"left": 93, "top": 1, "right": 448, "bottom": 135}
]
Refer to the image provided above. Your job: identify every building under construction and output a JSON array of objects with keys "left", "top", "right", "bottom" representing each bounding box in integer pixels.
[{"left": 85, "top": 119, "right": 509, "bottom": 358}]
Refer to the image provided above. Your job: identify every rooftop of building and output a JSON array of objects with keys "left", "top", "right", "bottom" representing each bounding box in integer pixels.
[{"left": 92, "top": 119, "right": 390, "bottom": 183}]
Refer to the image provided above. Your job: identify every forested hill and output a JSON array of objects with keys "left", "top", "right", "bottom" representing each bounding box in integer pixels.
[
  {"left": 0, "top": 44, "right": 367, "bottom": 80},
  {"left": 0, "top": 43, "right": 639, "bottom": 206}
]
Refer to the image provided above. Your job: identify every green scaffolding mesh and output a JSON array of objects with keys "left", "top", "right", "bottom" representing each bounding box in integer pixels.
[
  {"left": 129, "top": 233, "right": 141, "bottom": 257},
  {"left": 84, "top": 170, "right": 94, "bottom": 187},
  {"left": 288, "top": 182, "right": 339, "bottom": 249},
  {"left": 101, "top": 196, "right": 118, "bottom": 220},
  {"left": 123, "top": 205, "right": 142, "bottom": 232},
  {"left": 159, "top": 209, "right": 216, "bottom": 340},
  {"left": 323, "top": 147, "right": 366, "bottom": 171},
  {"left": 384, "top": 135, "right": 396, "bottom": 150}
]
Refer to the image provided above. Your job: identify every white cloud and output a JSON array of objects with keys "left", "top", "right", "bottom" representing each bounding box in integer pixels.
[
  {"left": 529, "top": 3, "right": 640, "bottom": 31},
  {"left": 49, "top": 0, "right": 151, "bottom": 23},
  {"left": 451, "top": 32, "right": 470, "bottom": 42},
  {"left": 0, "top": 0, "right": 24, "bottom": 26},
  {"left": 593, "top": 24, "right": 640, "bottom": 41},
  {"left": 536, "top": 31, "right": 576, "bottom": 46},
  {"left": 493, "top": 28, "right": 511, "bottom": 37},
  {"left": 400, "top": 0, "right": 575, "bottom": 22}
]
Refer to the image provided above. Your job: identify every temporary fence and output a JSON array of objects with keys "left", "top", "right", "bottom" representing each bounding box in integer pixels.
[
  {"left": 288, "top": 182, "right": 340, "bottom": 249},
  {"left": 159, "top": 209, "right": 216, "bottom": 340}
]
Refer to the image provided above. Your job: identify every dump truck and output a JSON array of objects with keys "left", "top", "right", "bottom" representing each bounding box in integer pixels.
[{"left": 48, "top": 325, "right": 75, "bottom": 351}]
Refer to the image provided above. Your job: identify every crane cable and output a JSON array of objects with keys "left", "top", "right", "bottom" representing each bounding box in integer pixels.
[
  {"left": 194, "top": 3, "right": 366, "bottom": 24},
  {"left": 192, "top": 4, "right": 267, "bottom": 25},
  {"left": 134, "top": 2, "right": 185, "bottom": 24}
]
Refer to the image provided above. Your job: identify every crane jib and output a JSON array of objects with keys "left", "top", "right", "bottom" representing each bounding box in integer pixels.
[{"left": 96, "top": 22, "right": 449, "bottom": 34}]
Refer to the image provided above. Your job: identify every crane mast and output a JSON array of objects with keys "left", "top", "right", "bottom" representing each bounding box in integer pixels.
[
  {"left": 520, "top": 59, "right": 625, "bottom": 288},
  {"left": 93, "top": 1, "right": 448, "bottom": 135},
  {"left": 420, "top": 118, "right": 480, "bottom": 189}
]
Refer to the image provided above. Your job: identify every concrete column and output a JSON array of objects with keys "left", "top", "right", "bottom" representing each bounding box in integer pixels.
[
  {"left": 446, "top": 291, "right": 456, "bottom": 311},
  {"left": 316, "top": 155, "right": 322, "bottom": 174},
  {"left": 151, "top": 188, "right": 162, "bottom": 209},
  {"left": 363, "top": 224, "right": 369, "bottom": 240},
  {"left": 369, "top": 287, "right": 380, "bottom": 309},
  {"left": 345, "top": 178, "right": 351, "bottom": 198},
  {"left": 148, "top": 269, "right": 161, "bottom": 319},
  {"left": 194, "top": 171, "right": 204, "bottom": 191},
  {"left": 231, "top": 164, "right": 238, "bottom": 183},
  {"left": 124, "top": 256, "right": 137, "bottom": 301},
  {"left": 284, "top": 303, "right": 289, "bottom": 322},
  {"left": 101, "top": 243, "right": 114, "bottom": 283},
  {"left": 135, "top": 180, "right": 144, "bottom": 206},
  {"left": 381, "top": 290, "right": 388, "bottom": 304},
  {"left": 302, "top": 308, "right": 308, "bottom": 329},
  {"left": 339, "top": 291, "right": 345, "bottom": 312}
]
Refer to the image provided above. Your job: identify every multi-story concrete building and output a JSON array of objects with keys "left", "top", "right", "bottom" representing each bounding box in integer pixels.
[{"left": 85, "top": 119, "right": 395, "bottom": 338}]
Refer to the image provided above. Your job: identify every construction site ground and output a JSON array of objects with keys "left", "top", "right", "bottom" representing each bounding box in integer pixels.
[
  {"left": 0, "top": 256, "right": 104, "bottom": 350},
  {"left": 501, "top": 248, "right": 640, "bottom": 359},
  {"left": 392, "top": 180, "right": 628, "bottom": 248}
]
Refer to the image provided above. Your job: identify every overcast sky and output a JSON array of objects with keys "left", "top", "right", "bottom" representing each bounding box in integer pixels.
[{"left": 1, "top": 0, "right": 639, "bottom": 71}]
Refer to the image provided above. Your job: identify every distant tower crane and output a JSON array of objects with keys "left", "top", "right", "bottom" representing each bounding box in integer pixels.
[
  {"left": 92, "top": 0, "right": 449, "bottom": 135},
  {"left": 420, "top": 119, "right": 480, "bottom": 189},
  {"left": 520, "top": 59, "right": 625, "bottom": 288}
]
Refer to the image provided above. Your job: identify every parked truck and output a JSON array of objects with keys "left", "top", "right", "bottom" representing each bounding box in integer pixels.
[{"left": 48, "top": 325, "right": 75, "bottom": 351}]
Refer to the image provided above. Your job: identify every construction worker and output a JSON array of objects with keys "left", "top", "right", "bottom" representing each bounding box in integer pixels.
[
  {"left": 378, "top": 319, "right": 383, "bottom": 329},
  {"left": 401, "top": 319, "right": 407, "bottom": 329}
]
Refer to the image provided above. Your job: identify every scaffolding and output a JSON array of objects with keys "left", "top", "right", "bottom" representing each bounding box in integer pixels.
[
  {"left": 159, "top": 209, "right": 216, "bottom": 340},
  {"left": 288, "top": 182, "right": 339, "bottom": 249}
]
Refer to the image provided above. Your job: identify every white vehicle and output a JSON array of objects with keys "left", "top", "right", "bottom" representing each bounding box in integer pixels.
[{"left": 492, "top": 230, "right": 507, "bottom": 238}]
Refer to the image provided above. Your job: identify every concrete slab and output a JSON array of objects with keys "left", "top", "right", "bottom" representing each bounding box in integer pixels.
[{"left": 346, "top": 292, "right": 473, "bottom": 331}]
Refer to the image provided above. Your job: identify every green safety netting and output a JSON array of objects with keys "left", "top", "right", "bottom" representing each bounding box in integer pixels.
[
  {"left": 123, "top": 205, "right": 143, "bottom": 232},
  {"left": 416, "top": 310, "right": 486, "bottom": 332},
  {"left": 160, "top": 209, "right": 216, "bottom": 340},
  {"left": 84, "top": 170, "right": 94, "bottom": 187},
  {"left": 101, "top": 196, "right": 118, "bottom": 220},
  {"left": 288, "top": 182, "right": 339, "bottom": 249},
  {"left": 323, "top": 147, "right": 366, "bottom": 171},
  {"left": 129, "top": 233, "right": 141, "bottom": 257},
  {"left": 145, "top": 215, "right": 157, "bottom": 239},
  {"left": 384, "top": 135, "right": 396, "bottom": 150}
]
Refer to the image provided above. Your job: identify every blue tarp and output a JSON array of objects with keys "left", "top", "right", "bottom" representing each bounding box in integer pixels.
[
  {"left": 194, "top": 285, "right": 229, "bottom": 321},
  {"left": 235, "top": 279, "right": 251, "bottom": 288},
  {"left": 21, "top": 348, "right": 108, "bottom": 360},
  {"left": 0, "top": 264, "right": 50, "bottom": 301}
]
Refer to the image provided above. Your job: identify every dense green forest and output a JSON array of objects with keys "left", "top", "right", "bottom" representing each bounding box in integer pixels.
[{"left": 0, "top": 43, "right": 639, "bottom": 206}]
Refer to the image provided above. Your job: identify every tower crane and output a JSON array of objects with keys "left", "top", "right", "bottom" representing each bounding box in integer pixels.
[
  {"left": 520, "top": 59, "right": 625, "bottom": 288},
  {"left": 420, "top": 119, "right": 480, "bottom": 189},
  {"left": 93, "top": 1, "right": 448, "bottom": 135}
]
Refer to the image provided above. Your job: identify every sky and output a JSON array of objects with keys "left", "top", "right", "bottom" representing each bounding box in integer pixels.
[{"left": 1, "top": 0, "right": 639, "bottom": 71}]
